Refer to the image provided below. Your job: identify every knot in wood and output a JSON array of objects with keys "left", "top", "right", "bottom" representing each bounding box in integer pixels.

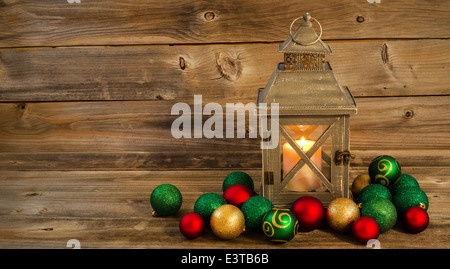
[
  {"left": 216, "top": 53, "right": 242, "bottom": 81},
  {"left": 17, "top": 103, "right": 26, "bottom": 110},
  {"left": 404, "top": 110, "right": 414, "bottom": 119},
  {"left": 381, "top": 43, "right": 389, "bottom": 64},
  {"left": 356, "top": 16, "right": 365, "bottom": 23},
  {"left": 204, "top": 12, "right": 215, "bottom": 21},
  {"left": 179, "top": 57, "right": 186, "bottom": 70}
]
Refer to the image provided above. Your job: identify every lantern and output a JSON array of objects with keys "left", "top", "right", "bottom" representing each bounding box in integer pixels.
[{"left": 256, "top": 13, "right": 357, "bottom": 207}]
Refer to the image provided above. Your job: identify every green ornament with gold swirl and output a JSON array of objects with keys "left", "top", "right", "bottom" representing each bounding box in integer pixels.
[
  {"left": 368, "top": 155, "right": 401, "bottom": 187},
  {"left": 262, "top": 208, "right": 298, "bottom": 243}
]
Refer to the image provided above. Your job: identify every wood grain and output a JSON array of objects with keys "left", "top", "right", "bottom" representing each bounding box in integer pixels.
[
  {"left": 0, "top": 169, "right": 447, "bottom": 249},
  {"left": 0, "top": 96, "right": 449, "bottom": 170},
  {"left": 1, "top": 40, "right": 450, "bottom": 102},
  {"left": 0, "top": 0, "right": 449, "bottom": 250},
  {"left": 1, "top": 0, "right": 450, "bottom": 48}
]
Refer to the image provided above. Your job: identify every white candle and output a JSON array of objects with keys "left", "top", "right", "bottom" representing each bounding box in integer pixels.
[{"left": 283, "top": 137, "right": 322, "bottom": 191}]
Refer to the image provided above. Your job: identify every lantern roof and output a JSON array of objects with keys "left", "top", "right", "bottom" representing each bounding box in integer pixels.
[
  {"left": 257, "top": 63, "right": 356, "bottom": 115},
  {"left": 279, "top": 13, "right": 332, "bottom": 55}
]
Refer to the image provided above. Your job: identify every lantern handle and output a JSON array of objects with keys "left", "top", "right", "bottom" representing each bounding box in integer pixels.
[{"left": 289, "top": 13, "right": 323, "bottom": 46}]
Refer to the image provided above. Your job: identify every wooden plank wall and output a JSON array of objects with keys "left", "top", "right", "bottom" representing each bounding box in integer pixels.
[
  {"left": 1, "top": 0, "right": 449, "bottom": 171},
  {"left": 0, "top": 0, "right": 449, "bottom": 248}
]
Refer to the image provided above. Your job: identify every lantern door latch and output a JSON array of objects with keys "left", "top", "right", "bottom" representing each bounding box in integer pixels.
[{"left": 335, "top": 150, "right": 355, "bottom": 166}]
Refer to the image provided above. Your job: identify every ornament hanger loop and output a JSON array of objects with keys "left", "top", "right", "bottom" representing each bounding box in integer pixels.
[{"left": 289, "top": 13, "right": 323, "bottom": 46}]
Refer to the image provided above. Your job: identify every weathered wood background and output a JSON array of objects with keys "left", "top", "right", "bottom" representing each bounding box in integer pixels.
[{"left": 0, "top": 0, "right": 449, "bottom": 249}]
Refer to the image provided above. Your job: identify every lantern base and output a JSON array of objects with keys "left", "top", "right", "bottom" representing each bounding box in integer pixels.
[{"left": 261, "top": 176, "right": 353, "bottom": 208}]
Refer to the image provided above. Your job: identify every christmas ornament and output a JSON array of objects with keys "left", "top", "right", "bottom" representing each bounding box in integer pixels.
[
  {"left": 326, "top": 198, "right": 360, "bottom": 233},
  {"left": 352, "top": 216, "right": 380, "bottom": 244},
  {"left": 290, "top": 196, "right": 325, "bottom": 232},
  {"left": 403, "top": 206, "right": 429, "bottom": 234},
  {"left": 240, "top": 196, "right": 273, "bottom": 232},
  {"left": 389, "top": 173, "right": 420, "bottom": 195},
  {"left": 360, "top": 197, "right": 397, "bottom": 233},
  {"left": 222, "top": 171, "right": 254, "bottom": 192},
  {"left": 179, "top": 212, "right": 205, "bottom": 239},
  {"left": 223, "top": 184, "right": 254, "bottom": 207},
  {"left": 393, "top": 187, "right": 429, "bottom": 214},
  {"left": 357, "top": 184, "right": 392, "bottom": 204},
  {"left": 150, "top": 184, "right": 182, "bottom": 216},
  {"left": 262, "top": 208, "right": 298, "bottom": 243},
  {"left": 210, "top": 204, "right": 245, "bottom": 240},
  {"left": 193, "top": 193, "right": 227, "bottom": 223},
  {"left": 351, "top": 173, "right": 371, "bottom": 198},
  {"left": 368, "top": 155, "right": 401, "bottom": 187}
]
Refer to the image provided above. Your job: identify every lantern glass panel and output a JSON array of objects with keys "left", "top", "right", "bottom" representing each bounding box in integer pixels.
[{"left": 280, "top": 124, "right": 332, "bottom": 192}]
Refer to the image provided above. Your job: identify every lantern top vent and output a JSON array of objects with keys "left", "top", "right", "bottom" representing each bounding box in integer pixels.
[{"left": 279, "top": 13, "right": 332, "bottom": 55}]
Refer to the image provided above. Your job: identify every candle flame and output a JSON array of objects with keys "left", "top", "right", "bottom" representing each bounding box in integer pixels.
[{"left": 300, "top": 137, "right": 306, "bottom": 150}]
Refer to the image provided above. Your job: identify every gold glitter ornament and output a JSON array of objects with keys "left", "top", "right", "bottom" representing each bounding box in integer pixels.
[
  {"left": 210, "top": 204, "right": 245, "bottom": 240},
  {"left": 326, "top": 198, "right": 360, "bottom": 233},
  {"left": 351, "top": 173, "right": 371, "bottom": 198}
]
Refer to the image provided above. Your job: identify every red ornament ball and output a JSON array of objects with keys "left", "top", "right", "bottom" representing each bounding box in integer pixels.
[
  {"left": 403, "top": 206, "right": 429, "bottom": 234},
  {"left": 223, "top": 184, "right": 254, "bottom": 207},
  {"left": 179, "top": 212, "right": 205, "bottom": 239},
  {"left": 290, "top": 196, "right": 325, "bottom": 232},
  {"left": 352, "top": 216, "right": 380, "bottom": 244}
]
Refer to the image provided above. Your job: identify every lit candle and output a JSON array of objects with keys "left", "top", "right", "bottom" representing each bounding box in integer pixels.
[{"left": 283, "top": 137, "right": 322, "bottom": 191}]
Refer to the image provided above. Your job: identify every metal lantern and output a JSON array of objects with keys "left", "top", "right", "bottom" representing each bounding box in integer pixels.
[{"left": 256, "top": 13, "right": 357, "bottom": 207}]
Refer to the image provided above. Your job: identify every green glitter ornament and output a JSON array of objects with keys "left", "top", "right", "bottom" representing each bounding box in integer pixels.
[
  {"left": 150, "top": 184, "right": 182, "bottom": 216},
  {"left": 369, "top": 155, "right": 401, "bottom": 187},
  {"left": 262, "top": 208, "right": 298, "bottom": 243},
  {"left": 193, "top": 193, "right": 227, "bottom": 223},
  {"left": 360, "top": 197, "right": 397, "bottom": 233},
  {"left": 389, "top": 174, "right": 420, "bottom": 195},
  {"left": 241, "top": 196, "right": 274, "bottom": 232},
  {"left": 222, "top": 171, "right": 254, "bottom": 192},
  {"left": 357, "top": 184, "right": 392, "bottom": 204},
  {"left": 393, "top": 187, "right": 429, "bottom": 214}
]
